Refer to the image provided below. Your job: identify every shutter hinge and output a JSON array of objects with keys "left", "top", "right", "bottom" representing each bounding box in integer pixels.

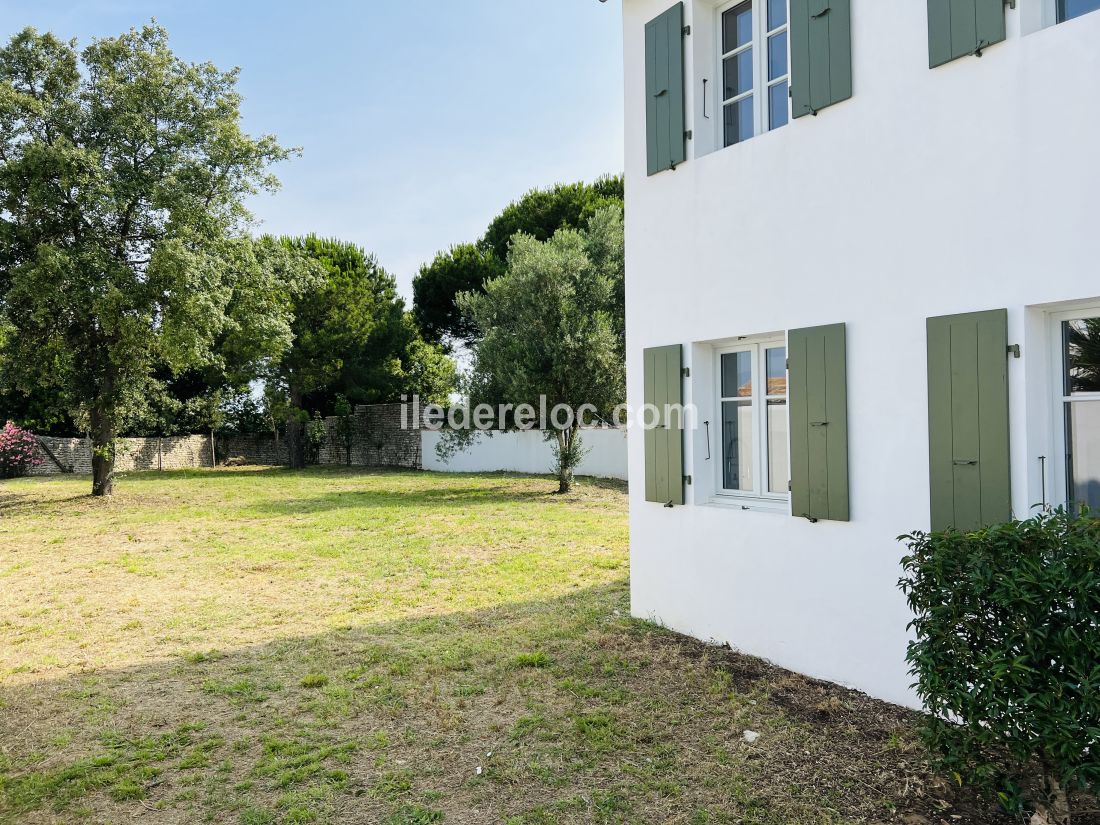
[
  {"left": 682, "top": 367, "right": 690, "bottom": 378},
  {"left": 1008, "top": 344, "right": 1021, "bottom": 359},
  {"left": 684, "top": 475, "right": 692, "bottom": 485},
  {"left": 1004, "top": 0, "right": 1015, "bottom": 8},
  {"left": 785, "top": 358, "right": 789, "bottom": 370},
  {"left": 682, "top": 25, "right": 691, "bottom": 35},
  {"left": 684, "top": 129, "right": 693, "bottom": 140}
]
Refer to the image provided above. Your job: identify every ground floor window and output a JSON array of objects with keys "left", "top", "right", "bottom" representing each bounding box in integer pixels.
[
  {"left": 1060, "top": 314, "right": 1100, "bottom": 510},
  {"left": 717, "top": 339, "right": 788, "bottom": 499},
  {"left": 1058, "top": 0, "right": 1100, "bottom": 23}
]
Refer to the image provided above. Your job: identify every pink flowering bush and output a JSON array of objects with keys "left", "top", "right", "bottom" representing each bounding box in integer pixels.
[{"left": 0, "top": 421, "right": 42, "bottom": 479}]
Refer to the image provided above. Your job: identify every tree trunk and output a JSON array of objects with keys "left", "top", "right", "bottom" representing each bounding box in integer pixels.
[
  {"left": 1030, "top": 774, "right": 1071, "bottom": 825},
  {"left": 89, "top": 404, "right": 116, "bottom": 497},
  {"left": 556, "top": 428, "right": 575, "bottom": 494}
]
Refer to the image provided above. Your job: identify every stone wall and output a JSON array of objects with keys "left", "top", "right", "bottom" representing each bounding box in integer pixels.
[
  {"left": 219, "top": 434, "right": 289, "bottom": 467},
  {"left": 30, "top": 435, "right": 215, "bottom": 476},
  {"left": 224, "top": 403, "right": 420, "bottom": 470},
  {"left": 26, "top": 403, "right": 421, "bottom": 476}
]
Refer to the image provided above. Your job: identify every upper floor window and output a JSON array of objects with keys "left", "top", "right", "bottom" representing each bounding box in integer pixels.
[
  {"left": 719, "top": 0, "right": 789, "bottom": 147},
  {"left": 1059, "top": 0, "right": 1100, "bottom": 22}
]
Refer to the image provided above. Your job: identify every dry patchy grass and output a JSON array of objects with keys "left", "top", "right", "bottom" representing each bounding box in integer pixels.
[{"left": 0, "top": 467, "right": 1019, "bottom": 824}]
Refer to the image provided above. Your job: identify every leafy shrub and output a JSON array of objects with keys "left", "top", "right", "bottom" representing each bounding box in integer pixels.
[
  {"left": 0, "top": 421, "right": 42, "bottom": 478},
  {"left": 899, "top": 510, "right": 1100, "bottom": 824},
  {"left": 304, "top": 411, "right": 327, "bottom": 465}
]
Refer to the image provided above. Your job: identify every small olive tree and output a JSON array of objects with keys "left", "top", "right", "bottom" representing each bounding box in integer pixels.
[
  {"left": 448, "top": 207, "right": 625, "bottom": 493},
  {"left": 899, "top": 510, "right": 1100, "bottom": 825}
]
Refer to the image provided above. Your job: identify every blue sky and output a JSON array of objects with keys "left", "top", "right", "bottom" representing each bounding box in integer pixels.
[{"left": 0, "top": 0, "right": 625, "bottom": 299}]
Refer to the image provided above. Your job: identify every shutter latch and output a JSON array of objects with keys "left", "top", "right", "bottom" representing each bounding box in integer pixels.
[{"left": 973, "top": 39, "right": 990, "bottom": 58}]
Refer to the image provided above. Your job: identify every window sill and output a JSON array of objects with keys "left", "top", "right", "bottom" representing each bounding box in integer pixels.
[{"left": 700, "top": 495, "right": 790, "bottom": 515}]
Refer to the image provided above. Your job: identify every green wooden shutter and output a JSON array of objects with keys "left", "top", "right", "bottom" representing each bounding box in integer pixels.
[
  {"left": 926, "top": 309, "right": 1011, "bottom": 531},
  {"left": 927, "top": 0, "right": 1006, "bottom": 68},
  {"left": 790, "top": 0, "right": 852, "bottom": 119},
  {"left": 789, "top": 323, "right": 850, "bottom": 521},
  {"left": 645, "top": 3, "right": 687, "bottom": 176},
  {"left": 643, "top": 344, "right": 685, "bottom": 505}
]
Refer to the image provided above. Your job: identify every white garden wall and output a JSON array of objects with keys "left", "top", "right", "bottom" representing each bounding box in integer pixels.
[{"left": 421, "top": 428, "right": 627, "bottom": 480}]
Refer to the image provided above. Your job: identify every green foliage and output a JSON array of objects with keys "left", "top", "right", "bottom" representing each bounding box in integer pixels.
[
  {"left": 481, "top": 176, "right": 624, "bottom": 261},
  {"left": 304, "top": 412, "right": 327, "bottom": 466},
  {"left": 400, "top": 332, "right": 456, "bottom": 406},
  {"left": 411, "top": 176, "right": 623, "bottom": 345},
  {"left": 0, "top": 24, "right": 314, "bottom": 493},
  {"left": 273, "top": 236, "right": 455, "bottom": 412},
  {"left": 413, "top": 243, "right": 502, "bottom": 345},
  {"left": 219, "top": 391, "right": 277, "bottom": 437},
  {"left": 450, "top": 207, "right": 625, "bottom": 492},
  {"left": 1066, "top": 318, "right": 1100, "bottom": 393},
  {"left": 899, "top": 510, "right": 1100, "bottom": 822},
  {"left": 333, "top": 394, "right": 354, "bottom": 465}
]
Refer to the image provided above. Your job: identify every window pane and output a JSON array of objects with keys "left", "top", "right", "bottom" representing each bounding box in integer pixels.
[
  {"left": 768, "top": 31, "right": 787, "bottom": 81},
  {"left": 1059, "top": 0, "right": 1100, "bottom": 22},
  {"left": 723, "top": 96, "right": 754, "bottom": 146},
  {"left": 768, "top": 81, "right": 789, "bottom": 130},
  {"left": 722, "top": 400, "right": 754, "bottom": 491},
  {"left": 768, "top": 400, "right": 788, "bottom": 494},
  {"left": 722, "top": 2, "right": 753, "bottom": 53},
  {"left": 1067, "top": 401, "right": 1100, "bottom": 509},
  {"left": 723, "top": 50, "right": 753, "bottom": 100},
  {"left": 1063, "top": 318, "right": 1100, "bottom": 394},
  {"left": 721, "top": 351, "right": 753, "bottom": 398},
  {"left": 766, "top": 347, "right": 787, "bottom": 396},
  {"left": 768, "top": 0, "right": 787, "bottom": 30}
]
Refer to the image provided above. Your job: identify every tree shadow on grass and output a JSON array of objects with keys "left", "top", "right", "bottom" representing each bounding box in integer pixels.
[{"left": 0, "top": 581, "right": 1036, "bottom": 825}]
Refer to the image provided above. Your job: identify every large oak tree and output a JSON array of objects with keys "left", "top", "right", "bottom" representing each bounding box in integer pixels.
[{"left": 0, "top": 25, "right": 310, "bottom": 495}]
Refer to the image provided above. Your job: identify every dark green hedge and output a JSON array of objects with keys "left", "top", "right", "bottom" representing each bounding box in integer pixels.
[{"left": 899, "top": 510, "right": 1100, "bottom": 818}]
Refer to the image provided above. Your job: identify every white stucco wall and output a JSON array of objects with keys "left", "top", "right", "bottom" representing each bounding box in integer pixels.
[
  {"left": 421, "top": 428, "right": 628, "bottom": 480},
  {"left": 623, "top": 0, "right": 1100, "bottom": 707}
]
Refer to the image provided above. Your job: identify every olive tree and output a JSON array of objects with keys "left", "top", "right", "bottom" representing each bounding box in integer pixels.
[
  {"left": 453, "top": 206, "right": 625, "bottom": 493},
  {"left": 0, "top": 25, "right": 309, "bottom": 495}
]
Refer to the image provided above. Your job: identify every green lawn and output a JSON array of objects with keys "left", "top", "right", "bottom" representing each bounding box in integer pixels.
[{"left": 0, "top": 468, "right": 997, "bottom": 824}]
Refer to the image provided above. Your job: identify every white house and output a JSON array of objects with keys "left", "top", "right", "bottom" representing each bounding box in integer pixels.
[{"left": 621, "top": 0, "right": 1100, "bottom": 707}]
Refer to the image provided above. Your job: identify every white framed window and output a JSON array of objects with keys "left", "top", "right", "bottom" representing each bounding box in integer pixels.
[
  {"left": 715, "top": 339, "right": 788, "bottom": 500},
  {"left": 1049, "top": 304, "right": 1100, "bottom": 511},
  {"left": 716, "top": 0, "right": 789, "bottom": 147}
]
